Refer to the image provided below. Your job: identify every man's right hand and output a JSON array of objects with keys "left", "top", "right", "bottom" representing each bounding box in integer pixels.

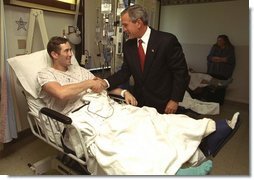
[{"left": 91, "top": 77, "right": 108, "bottom": 92}]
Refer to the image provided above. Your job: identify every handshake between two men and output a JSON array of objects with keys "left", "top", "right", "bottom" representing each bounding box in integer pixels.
[
  {"left": 90, "top": 77, "right": 108, "bottom": 93},
  {"left": 89, "top": 76, "right": 138, "bottom": 106}
]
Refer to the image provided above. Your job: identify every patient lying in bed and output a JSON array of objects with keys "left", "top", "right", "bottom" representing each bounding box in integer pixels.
[
  {"left": 188, "top": 68, "right": 233, "bottom": 91},
  {"left": 36, "top": 36, "right": 239, "bottom": 175},
  {"left": 186, "top": 69, "right": 233, "bottom": 105},
  {"left": 177, "top": 69, "right": 233, "bottom": 115}
]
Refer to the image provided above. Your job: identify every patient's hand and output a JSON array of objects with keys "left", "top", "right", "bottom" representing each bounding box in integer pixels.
[{"left": 124, "top": 91, "right": 138, "bottom": 106}]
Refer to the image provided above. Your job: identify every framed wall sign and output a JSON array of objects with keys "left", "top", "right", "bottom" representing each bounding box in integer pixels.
[{"left": 4, "top": 0, "right": 78, "bottom": 14}]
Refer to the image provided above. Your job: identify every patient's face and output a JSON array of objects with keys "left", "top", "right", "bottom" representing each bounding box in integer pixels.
[{"left": 56, "top": 42, "right": 72, "bottom": 70}]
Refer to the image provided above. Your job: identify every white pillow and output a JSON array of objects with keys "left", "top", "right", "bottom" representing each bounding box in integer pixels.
[{"left": 8, "top": 49, "right": 78, "bottom": 98}]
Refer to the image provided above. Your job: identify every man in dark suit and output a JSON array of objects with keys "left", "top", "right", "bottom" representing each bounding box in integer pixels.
[{"left": 103, "top": 4, "right": 190, "bottom": 114}]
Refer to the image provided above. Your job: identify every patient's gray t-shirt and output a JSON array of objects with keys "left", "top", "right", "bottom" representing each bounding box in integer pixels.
[{"left": 37, "top": 65, "right": 94, "bottom": 115}]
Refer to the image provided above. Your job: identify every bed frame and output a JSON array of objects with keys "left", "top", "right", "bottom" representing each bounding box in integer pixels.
[
  {"left": 6, "top": 49, "right": 126, "bottom": 175},
  {"left": 27, "top": 106, "right": 88, "bottom": 174},
  {"left": 26, "top": 92, "right": 124, "bottom": 175}
]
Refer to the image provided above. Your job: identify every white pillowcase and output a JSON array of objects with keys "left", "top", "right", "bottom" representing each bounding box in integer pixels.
[{"left": 7, "top": 49, "right": 78, "bottom": 99}]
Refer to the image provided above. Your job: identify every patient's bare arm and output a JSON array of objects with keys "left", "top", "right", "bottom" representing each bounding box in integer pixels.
[{"left": 42, "top": 79, "right": 105, "bottom": 100}]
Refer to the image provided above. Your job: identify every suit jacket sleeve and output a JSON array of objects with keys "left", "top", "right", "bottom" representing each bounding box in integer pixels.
[
  {"left": 166, "top": 34, "right": 190, "bottom": 102},
  {"left": 106, "top": 56, "right": 132, "bottom": 90}
]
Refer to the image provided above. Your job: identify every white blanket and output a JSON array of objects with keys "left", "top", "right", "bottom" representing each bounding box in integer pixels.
[
  {"left": 179, "top": 91, "right": 220, "bottom": 115},
  {"left": 68, "top": 91, "right": 215, "bottom": 175},
  {"left": 189, "top": 72, "right": 212, "bottom": 91}
]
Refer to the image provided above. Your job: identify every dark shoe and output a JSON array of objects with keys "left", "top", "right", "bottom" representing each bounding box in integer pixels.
[{"left": 199, "top": 114, "right": 240, "bottom": 157}]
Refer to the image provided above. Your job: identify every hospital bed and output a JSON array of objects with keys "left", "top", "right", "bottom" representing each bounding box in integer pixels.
[
  {"left": 5, "top": 50, "right": 157, "bottom": 175},
  {"left": 7, "top": 49, "right": 156, "bottom": 175},
  {"left": 7, "top": 49, "right": 110, "bottom": 175},
  {"left": 7, "top": 49, "right": 219, "bottom": 175},
  {"left": 187, "top": 69, "right": 233, "bottom": 105}
]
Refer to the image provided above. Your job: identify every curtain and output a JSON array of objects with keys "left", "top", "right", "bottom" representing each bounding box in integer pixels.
[{"left": 0, "top": 0, "right": 17, "bottom": 143}]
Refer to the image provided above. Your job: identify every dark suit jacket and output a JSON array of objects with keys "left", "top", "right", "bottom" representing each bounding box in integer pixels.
[{"left": 107, "top": 28, "right": 190, "bottom": 113}]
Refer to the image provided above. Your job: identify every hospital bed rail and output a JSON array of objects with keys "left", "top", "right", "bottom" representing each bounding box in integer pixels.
[
  {"left": 27, "top": 105, "right": 90, "bottom": 175},
  {"left": 107, "top": 93, "right": 126, "bottom": 104},
  {"left": 26, "top": 94, "right": 125, "bottom": 175}
]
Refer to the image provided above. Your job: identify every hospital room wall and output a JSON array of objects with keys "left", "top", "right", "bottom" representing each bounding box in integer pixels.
[
  {"left": 83, "top": 0, "right": 160, "bottom": 70},
  {"left": 4, "top": 5, "right": 74, "bottom": 132},
  {"left": 159, "top": 0, "right": 249, "bottom": 104}
]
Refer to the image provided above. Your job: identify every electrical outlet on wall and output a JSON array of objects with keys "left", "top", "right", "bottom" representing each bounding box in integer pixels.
[{"left": 81, "top": 54, "right": 88, "bottom": 65}]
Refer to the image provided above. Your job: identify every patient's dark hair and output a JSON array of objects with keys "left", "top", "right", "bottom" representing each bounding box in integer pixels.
[{"left": 47, "top": 36, "right": 69, "bottom": 58}]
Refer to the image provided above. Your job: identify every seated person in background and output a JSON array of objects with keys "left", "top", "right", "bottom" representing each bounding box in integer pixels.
[
  {"left": 207, "top": 34, "right": 235, "bottom": 80},
  {"left": 37, "top": 36, "right": 240, "bottom": 175},
  {"left": 187, "top": 35, "right": 235, "bottom": 105}
]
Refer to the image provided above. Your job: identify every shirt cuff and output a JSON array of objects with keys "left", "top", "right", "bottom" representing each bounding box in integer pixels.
[
  {"left": 121, "top": 90, "right": 127, "bottom": 98},
  {"left": 103, "top": 79, "right": 110, "bottom": 88}
]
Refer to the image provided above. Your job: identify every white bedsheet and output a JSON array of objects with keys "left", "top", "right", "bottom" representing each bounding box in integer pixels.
[
  {"left": 68, "top": 91, "right": 215, "bottom": 175},
  {"left": 189, "top": 72, "right": 213, "bottom": 91},
  {"left": 179, "top": 91, "right": 220, "bottom": 115}
]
